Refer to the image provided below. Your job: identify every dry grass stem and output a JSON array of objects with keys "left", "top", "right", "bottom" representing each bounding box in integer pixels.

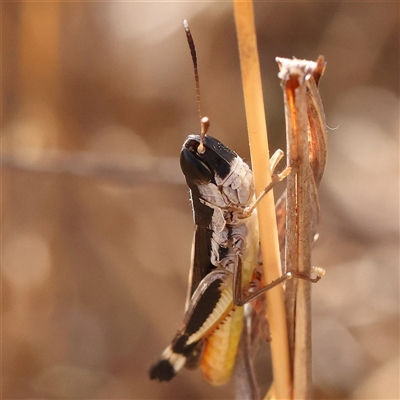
[{"left": 233, "top": 2, "right": 291, "bottom": 399}]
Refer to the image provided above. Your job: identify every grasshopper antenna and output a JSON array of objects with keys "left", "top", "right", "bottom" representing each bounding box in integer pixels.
[{"left": 183, "top": 19, "right": 209, "bottom": 154}]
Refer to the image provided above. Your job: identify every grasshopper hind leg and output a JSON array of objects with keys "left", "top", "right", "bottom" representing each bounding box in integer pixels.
[
  {"left": 149, "top": 341, "right": 199, "bottom": 382},
  {"left": 149, "top": 270, "right": 234, "bottom": 382},
  {"left": 149, "top": 359, "right": 177, "bottom": 382}
]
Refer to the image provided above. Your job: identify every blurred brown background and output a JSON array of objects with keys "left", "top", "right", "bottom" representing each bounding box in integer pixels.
[{"left": 3, "top": 2, "right": 399, "bottom": 399}]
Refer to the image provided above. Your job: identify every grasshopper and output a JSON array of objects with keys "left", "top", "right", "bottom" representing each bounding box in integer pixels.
[{"left": 149, "top": 21, "right": 320, "bottom": 386}]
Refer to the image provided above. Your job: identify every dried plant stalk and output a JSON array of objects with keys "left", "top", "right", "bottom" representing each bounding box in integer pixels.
[
  {"left": 276, "top": 57, "right": 327, "bottom": 399},
  {"left": 233, "top": 2, "right": 291, "bottom": 399},
  {"left": 274, "top": 57, "right": 327, "bottom": 258}
]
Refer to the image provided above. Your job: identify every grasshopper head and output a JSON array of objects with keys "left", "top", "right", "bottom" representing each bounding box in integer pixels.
[
  {"left": 180, "top": 135, "right": 236, "bottom": 186},
  {"left": 180, "top": 135, "right": 254, "bottom": 227}
]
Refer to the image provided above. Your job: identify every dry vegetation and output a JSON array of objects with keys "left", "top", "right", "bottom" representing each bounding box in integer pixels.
[{"left": 3, "top": 3, "right": 399, "bottom": 399}]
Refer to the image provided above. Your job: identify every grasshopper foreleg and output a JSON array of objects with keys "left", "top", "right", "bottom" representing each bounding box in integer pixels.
[{"left": 244, "top": 149, "right": 292, "bottom": 217}]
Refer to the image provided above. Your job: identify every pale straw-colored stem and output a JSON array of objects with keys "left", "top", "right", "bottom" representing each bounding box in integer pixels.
[{"left": 233, "top": 2, "right": 291, "bottom": 399}]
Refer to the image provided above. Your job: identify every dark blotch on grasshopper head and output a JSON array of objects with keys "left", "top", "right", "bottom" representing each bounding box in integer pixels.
[
  {"left": 180, "top": 134, "right": 238, "bottom": 228},
  {"left": 180, "top": 146, "right": 213, "bottom": 185},
  {"left": 180, "top": 134, "right": 237, "bottom": 187}
]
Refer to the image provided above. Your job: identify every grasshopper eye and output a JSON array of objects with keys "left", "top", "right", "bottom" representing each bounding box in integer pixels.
[{"left": 180, "top": 148, "right": 213, "bottom": 185}]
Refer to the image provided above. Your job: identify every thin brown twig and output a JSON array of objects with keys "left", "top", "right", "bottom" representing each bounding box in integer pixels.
[{"left": 2, "top": 149, "right": 183, "bottom": 186}]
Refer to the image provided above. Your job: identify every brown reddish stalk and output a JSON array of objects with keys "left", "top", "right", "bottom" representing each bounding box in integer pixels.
[{"left": 276, "top": 57, "right": 327, "bottom": 399}]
